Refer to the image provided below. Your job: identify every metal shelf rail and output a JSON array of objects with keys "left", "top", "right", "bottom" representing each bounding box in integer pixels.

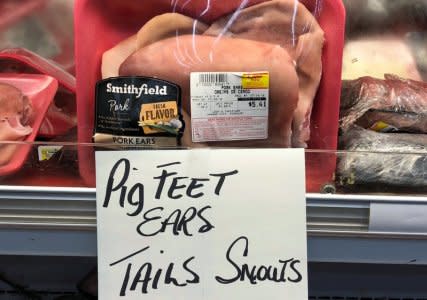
[{"left": 1, "top": 186, "right": 427, "bottom": 264}]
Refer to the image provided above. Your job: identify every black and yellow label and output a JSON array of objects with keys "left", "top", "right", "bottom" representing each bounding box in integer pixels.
[{"left": 94, "top": 77, "right": 184, "bottom": 145}]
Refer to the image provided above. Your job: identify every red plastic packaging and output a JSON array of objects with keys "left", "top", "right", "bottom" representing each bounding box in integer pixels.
[
  {"left": 75, "top": 0, "right": 345, "bottom": 190},
  {"left": 0, "top": 48, "right": 76, "bottom": 138},
  {"left": 0, "top": 74, "right": 58, "bottom": 176}
]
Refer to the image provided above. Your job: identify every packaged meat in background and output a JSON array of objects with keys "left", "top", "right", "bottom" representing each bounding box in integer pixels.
[
  {"left": 0, "top": 1, "right": 79, "bottom": 186},
  {"left": 340, "top": 75, "right": 427, "bottom": 133},
  {"left": 75, "top": 0, "right": 345, "bottom": 190},
  {"left": 339, "top": 1, "right": 427, "bottom": 194},
  {"left": 337, "top": 126, "right": 427, "bottom": 193},
  {"left": 0, "top": 48, "right": 77, "bottom": 139},
  {"left": 0, "top": 74, "right": 58, "bottom": 175},
  {"left": 0, "top": 0, "right": 75, "bottom": 73}
]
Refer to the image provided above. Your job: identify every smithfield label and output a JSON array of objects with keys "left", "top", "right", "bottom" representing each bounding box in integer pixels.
[{"left": 94, "top": 77, "right": 184, "bottom": 147}]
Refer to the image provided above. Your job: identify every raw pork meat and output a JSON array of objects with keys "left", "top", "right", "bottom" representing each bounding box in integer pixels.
[
  {"left": 136, "top": 13, "right": 208, "bottom": 49},
  {"left": 0, "top": 82, "right": 32, "bottom": 141},
  {"left": 0, "top": 82, "right": 33, "bottom": 166},
  {"left": 119, "top": 35, "right": 299, "bottom": 147},
  {"left": 102, "top": 13, "right": 208, "bottom": 79},
  {"left": 340, "top": 74, "right": 427, "bottom": 133},
  {"left": 204, "top": 0, "right": 324, "bottom": 147}
]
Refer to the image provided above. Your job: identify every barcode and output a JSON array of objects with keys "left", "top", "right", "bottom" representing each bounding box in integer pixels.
[{"left": 199, "top": 73, "right": 228, "bottom": 84}]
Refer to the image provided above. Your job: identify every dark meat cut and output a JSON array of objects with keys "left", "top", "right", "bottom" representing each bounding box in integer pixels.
[
  {"left": 337, "top": 126, "right": 427, "bottom": 188},
  {"left": 340, "top": 74, "right": 427, "bottom": 133}
]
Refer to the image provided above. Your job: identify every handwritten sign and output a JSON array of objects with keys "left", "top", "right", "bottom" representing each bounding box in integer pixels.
[{"left": 95, "top": 149, "right": 307, "bottom": 300}]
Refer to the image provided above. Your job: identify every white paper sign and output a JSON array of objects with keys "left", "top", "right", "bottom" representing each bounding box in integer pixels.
[{"left": 95, "top": 149, "right": 307, "bottom": 300}]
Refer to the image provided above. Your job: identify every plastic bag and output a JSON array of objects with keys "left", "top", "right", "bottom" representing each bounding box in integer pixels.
[
  {"left": 75, "top": 0, "right": 345, "bottom": 189},
  {"left": 337, "top": 126, "right": 427, "bottom": 190},
  {"left": 340, "top": 74, "right": 427, "bottom": 133}
]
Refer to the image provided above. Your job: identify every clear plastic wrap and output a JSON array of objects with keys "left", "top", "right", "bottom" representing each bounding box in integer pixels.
[
  {"left": 102, "top": 0, "right": 325, "bottom": 148},
  {"left": 340, "top": 75, "right": 427, "bottom": 133},
  {"left": 339, "top": 1, "right": 427, "bottom": 192},
  {"left": 337, "top": 126, "right": 427, "bottom": 190},
  {"left": 0, "top": 48, "right": 76, "bottom": 138},
  {"left": 75, "top": 0, "right": 345, "bottom": 188}
]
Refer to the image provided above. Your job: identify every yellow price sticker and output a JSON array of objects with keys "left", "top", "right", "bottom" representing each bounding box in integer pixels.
[{"left": 242, "top": 72, "right": 269, "bottom": 89}]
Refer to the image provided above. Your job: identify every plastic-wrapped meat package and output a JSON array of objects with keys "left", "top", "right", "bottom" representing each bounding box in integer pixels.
[
  {"left": 0, "top": 48, "right": 77, "bottom": 138},
  {"left": 102, "top": 0, "right": 323, "bottom": 148},
  {"left": 75, "top": 0, "right": 345, "bottom": 188},
  {"left": 337, "top": 126, "right": 427, "bottom": 189},
  {"left": 340, "top": 74, "right": 427, "bottom": 133},
  {"left": 0, "top": 48, "right": 78, "bottom": 185}
]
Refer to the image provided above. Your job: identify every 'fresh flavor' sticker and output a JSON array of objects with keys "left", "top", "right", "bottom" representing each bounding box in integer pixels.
[
  {"left": 93, "top": 77, "right": 184, "bottom": 147},
  {"left": 190, "top": 72, "right": 269, "bottom": 143}
]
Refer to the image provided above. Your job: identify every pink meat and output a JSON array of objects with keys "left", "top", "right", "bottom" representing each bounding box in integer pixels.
[
  {"left": 119, "top": 35, "right": 299, "bottom": 147},
  {"left": 0, "top": 83, "right": 33, "bottom": 141},
  {"left": 102, "top": 13, "right": 208, "bottom": 79},
  {"left": 204, "top": 0, "right": 324, "bottom": 147},
  {"left": 0, "top": 144, "right": 20, "bottom": 166}
]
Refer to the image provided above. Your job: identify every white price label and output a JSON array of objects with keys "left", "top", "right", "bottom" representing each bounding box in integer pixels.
[{"left": 190, "top": 72, "right": 269, "bottom": 142}]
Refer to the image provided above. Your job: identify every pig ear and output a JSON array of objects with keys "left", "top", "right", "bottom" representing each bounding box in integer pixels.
[{"left": 22, "top": 95, "right": 34, "bottom": 125}]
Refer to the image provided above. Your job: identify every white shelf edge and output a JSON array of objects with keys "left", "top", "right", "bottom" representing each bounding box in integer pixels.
[{"left": 0, "top": 187, "right": 427, "bottom": 263}]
